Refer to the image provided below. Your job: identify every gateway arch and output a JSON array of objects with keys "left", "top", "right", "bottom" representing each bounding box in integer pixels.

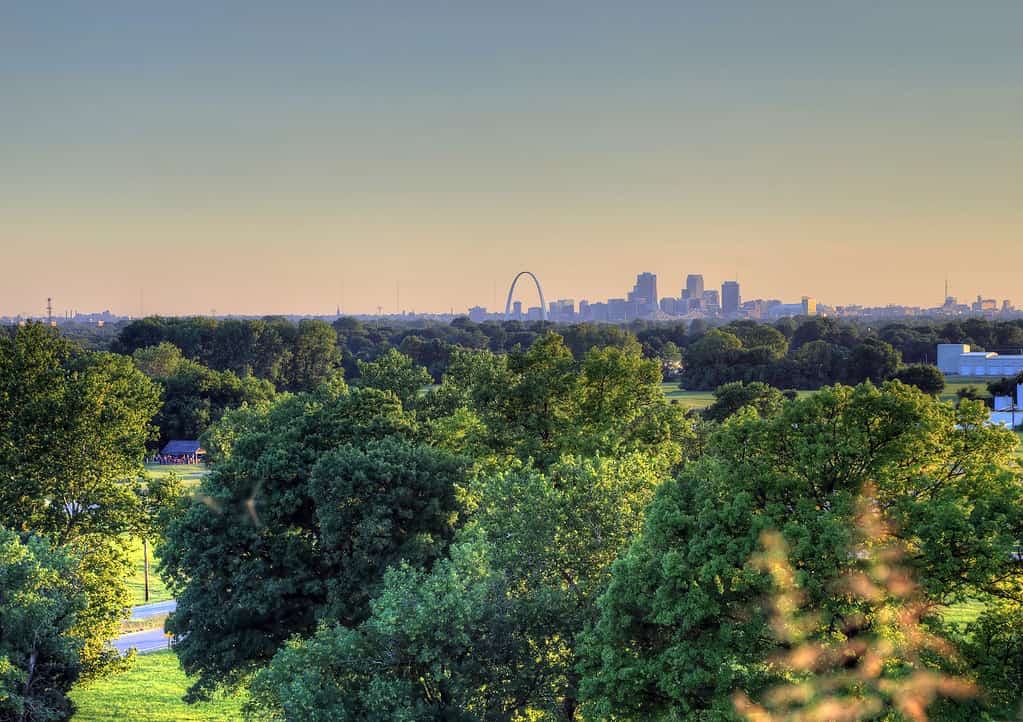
[{"left": 504, "top": 271, "right": 547, "bottom": 321}]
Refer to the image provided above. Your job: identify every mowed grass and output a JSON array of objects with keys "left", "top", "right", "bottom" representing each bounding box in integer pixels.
[
  {"left": 145, "top": 462, "right": 209, "bottom": 488},
  {"left": 124, "top": 535, "right": 172, "bottom": 606},
  {"left": 660, "top": 383, "right": 816, "bottom": 410},
  {"left": 940, "top": 375, "right": 993, "bottom": 405},
  {"left": 70, "top": 651, "right": 245, "bottom": 722},
  {"left": 942, "top": 599, "right": 987, "bottom": 627},
  {"left": 660, "top": 383, "right": 717, "bottom": 409}
]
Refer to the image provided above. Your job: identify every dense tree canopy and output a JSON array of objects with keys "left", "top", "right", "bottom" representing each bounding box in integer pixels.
[
  {"left": 0, "top": 324, "right": 162, "bottom": 680},
  {"left": 579, "top": 383, "right": 1022, "bottom": 720},
  {"left": 159, "top": 380, "right": 463, "bottom": 699},
  {"left": 0, "top": 528, "right": 86, "bottom": 722}
]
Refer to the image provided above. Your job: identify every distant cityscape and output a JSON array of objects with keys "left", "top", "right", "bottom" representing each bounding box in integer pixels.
[
  {"left": 466, "top": 272, "right": 1018, "bottom": 324},
  {"left": 2, "top": 273, "right": 1019, "bottom": 326}
]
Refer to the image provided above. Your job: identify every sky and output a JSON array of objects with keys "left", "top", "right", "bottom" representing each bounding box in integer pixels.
[{"left": 2, "top": 1, "right": 1021, "bottom": 316}]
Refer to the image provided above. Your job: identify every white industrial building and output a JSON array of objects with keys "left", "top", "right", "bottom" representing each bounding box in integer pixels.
[{"left": 936, "top": 344, "right": 1023, "bottom": 377}]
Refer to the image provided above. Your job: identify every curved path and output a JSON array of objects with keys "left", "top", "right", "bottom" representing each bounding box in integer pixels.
[
  {"left": 113, "top": 627, "right": 172, "bottom": 655},
  {"left": 115, "top": 599, "right": 178, "bottom": 655}
]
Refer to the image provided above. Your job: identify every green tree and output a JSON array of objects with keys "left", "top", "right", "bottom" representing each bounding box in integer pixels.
[
  {"left": 845, "top": 337, "right": 900, "bottom": 384},
  {"left": 131, "top": 341, "right": 184, "bottom": 378},
  {"left": 703, "top": 381, "right": 787, "bottom": 422},
  {"left": 0, "top": 528, "right": 87, "bottom": 722},
  {"left": 355, "top": 349, "right": 432, "bottom": 407},
  {"left": 579, "top": 382, "right": 1022, "bottom": 720},
  {"left": 159, "top": 383, "right": 463, "bottom": 700},
  {"left": 892, "top": 363, "right": 946, "bottom": 396},
  {"left": 0, "top": 324, "right": 161, "bottom": 679},
  {"left": 153, "top": 358, "right": 276, "bottom": 444},
  {"left": 247, "top": 453, "right": 672, "bottom": 721},
  {"left": 286, "top": 320, "right": 341, "bottom": 391}
]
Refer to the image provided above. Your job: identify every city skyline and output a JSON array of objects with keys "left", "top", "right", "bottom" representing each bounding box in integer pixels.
[
  {"left": 3, "top": 3, "right": 1022, "bottom": 315},
  {"left": 5, "top": 268, "right": 1014, "bottom": 323}
]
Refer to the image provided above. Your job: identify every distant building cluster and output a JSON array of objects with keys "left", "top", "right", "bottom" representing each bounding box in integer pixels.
[
  {"left": 0, "top": 308, "right": 127, "bottom": 328},
  {"left": 470, "top": 272, "right": 821, "bottom": 323},
  {"left": 466, "top": 272, "right": 1019, "bottom": 325}
]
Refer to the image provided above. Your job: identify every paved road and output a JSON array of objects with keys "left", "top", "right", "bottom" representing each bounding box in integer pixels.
[
  {"left": 130, "top": 599, "right": 176, "bottom": 620},
  {"left": 114, "top": 627, "right": 172, "bottom": 655},
  {"left": 116, "top": 600, "right": 177, "bottom": 655}
]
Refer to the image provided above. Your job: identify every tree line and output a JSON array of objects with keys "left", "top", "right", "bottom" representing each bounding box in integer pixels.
[{"left": 97, "top": 314, "right": 1023, "bottom": 448}]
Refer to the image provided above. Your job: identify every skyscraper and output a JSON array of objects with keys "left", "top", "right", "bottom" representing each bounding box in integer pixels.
[
  {"left": 685, "top": 274, "right": 704, "bottom": 301},
  {"left": 628, "top": 272, "right": 659, "bottom": 314},
  {"left": 721, "top": 281, "right": 741, "bottom": 314}
]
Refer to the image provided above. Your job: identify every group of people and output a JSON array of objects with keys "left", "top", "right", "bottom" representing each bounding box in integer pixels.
[{"left": 152, "top": 453, "right": 202, "bottom": 464}]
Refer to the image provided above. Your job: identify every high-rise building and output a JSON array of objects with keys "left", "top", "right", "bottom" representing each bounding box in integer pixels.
[
  {"left": 628, "top": 272, "right": 659, "bottom": 314},
  {"left": 685, "top": 274, "right": 704, "bottom": 301},
  {"left": 721, "top": 281, "right": 741, "bottom": 314},
  {"left": 801, "top": 296, "right": 817, "bottom": 316},
  {"left": 548, "top": 299, "right": 576, "bottom": 323},
  {"left": 702, "top": 289, "right": 720, "bottom": 312}
]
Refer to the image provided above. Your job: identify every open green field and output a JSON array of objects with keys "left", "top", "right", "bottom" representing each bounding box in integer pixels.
[
  {"left": 660, "top": 383, "right": 717, "bottom": 409},
  {"left": 942, "top": 599, "right": 987, "bottom": 627},
  {"left": 125, "top": 535, "right": 171, "bottom": 606},
  {"left": 661, "top": 383, "right": 816, "bottom": 410},
  {"left": 70, "top": 651, "right": 245, "bottom": 721},
  {"left": 940, "top": 375, "right": 993, "bottom": 405},
  {"left": 145, "top": 462, "right": 209, "bottom": 488}
]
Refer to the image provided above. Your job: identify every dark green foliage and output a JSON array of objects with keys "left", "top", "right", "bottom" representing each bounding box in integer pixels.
[
  {"left": 159, "top": 383, "right": 463, "bottom": 700},
  {"left": 703, "top": 381, "right": 787, "bottom": 422},
  {"left": 0, "top": 324, "right": 160, "bottom": 681},
  {"left": 845, "top": 337, "right": 901, "bottom": 384},
  {"left": 892, "top": 363, "right": 946, "bottom": 396},
  {"left": 248, "top": 453, "right": 673, "bottom": 721},
  {"left": 148, "top": 357, "right": 276, "bottom": 445},
  {"left": 426, "top": 335, "right": 692, "bottom": 469},
  {"left": 311, "top": 438, "right": 465, "bottom": 626},
  {"left": 115, "top": 317, "right": 340, "bottom": 392},
  {"left": 354, "top": 349, "right": 432, "bottom": 407},
  {"left": 579, "top": 382, "right": 1022, "bottom": 720},
  {"left": 0, "top": 528, "right": 86, "bottom": 722},
  {"left": 987, "top": 371, "right": 1023, "bottom": 399}
]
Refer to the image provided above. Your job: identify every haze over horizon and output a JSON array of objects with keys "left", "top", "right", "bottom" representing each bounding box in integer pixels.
[{"left": 3, "top": 2, "right": 1021, "bottom": 316}]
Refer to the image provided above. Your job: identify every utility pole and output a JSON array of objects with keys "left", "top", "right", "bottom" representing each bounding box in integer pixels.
[{"left": 143, "top": 537, "right": 150, "bottom": 602}]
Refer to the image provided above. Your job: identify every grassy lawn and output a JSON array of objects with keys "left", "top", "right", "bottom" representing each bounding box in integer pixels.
[
  {"left": 124, "top": 535, "right": 172, "bottom": 606},
  {"left": 661, "top": 383, "right": 816, "bottom": 411},
  {"left": 941, "top": 599, "right": 987, "bottom": 627},
  {"left": 145, "top": 462, "right": 209, "bottom": 488},
  {"left": 660, "top": 383, "right": 717, "bottom": 409},
  {"left": 70, "top": 651, "right": 245, "bottom": 721},
  {"left": 939, "top": 375, "right": 993, "bottom": 405}
]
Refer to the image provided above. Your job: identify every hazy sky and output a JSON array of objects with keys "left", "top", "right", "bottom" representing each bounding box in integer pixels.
[{"left": 3, "top": 2, "right": 1021, "bottom": 316}]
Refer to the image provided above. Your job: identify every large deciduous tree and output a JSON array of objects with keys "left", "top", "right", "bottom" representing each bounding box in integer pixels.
[
  {"left": 0, "top": 528, "right": 86, "bottom": 722},
  {"left": 354, "top": 348, "right": 432, "bottom": 407},
  {"left": 159, "top": 382, "right": 464, "bottom": 700},
  {"left": 0, "top": 324, "right": 161, "bottom": 679},
  {"left": 247, "top": 453, "right": 673, "bottom": 721},
  {"left": 579, "top": 382, "right": 1023, "bottom": 720}
]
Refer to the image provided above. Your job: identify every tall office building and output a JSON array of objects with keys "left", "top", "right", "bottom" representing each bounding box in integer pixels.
[
  {"left": 685, "top": 274, "right": 704, "bottom": 301},
  {"left": 721, "top": 281, "right": 741, "bottom": 314},
  {"left": 628, "top": 272, "right": 659, "bottom": 314}
]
